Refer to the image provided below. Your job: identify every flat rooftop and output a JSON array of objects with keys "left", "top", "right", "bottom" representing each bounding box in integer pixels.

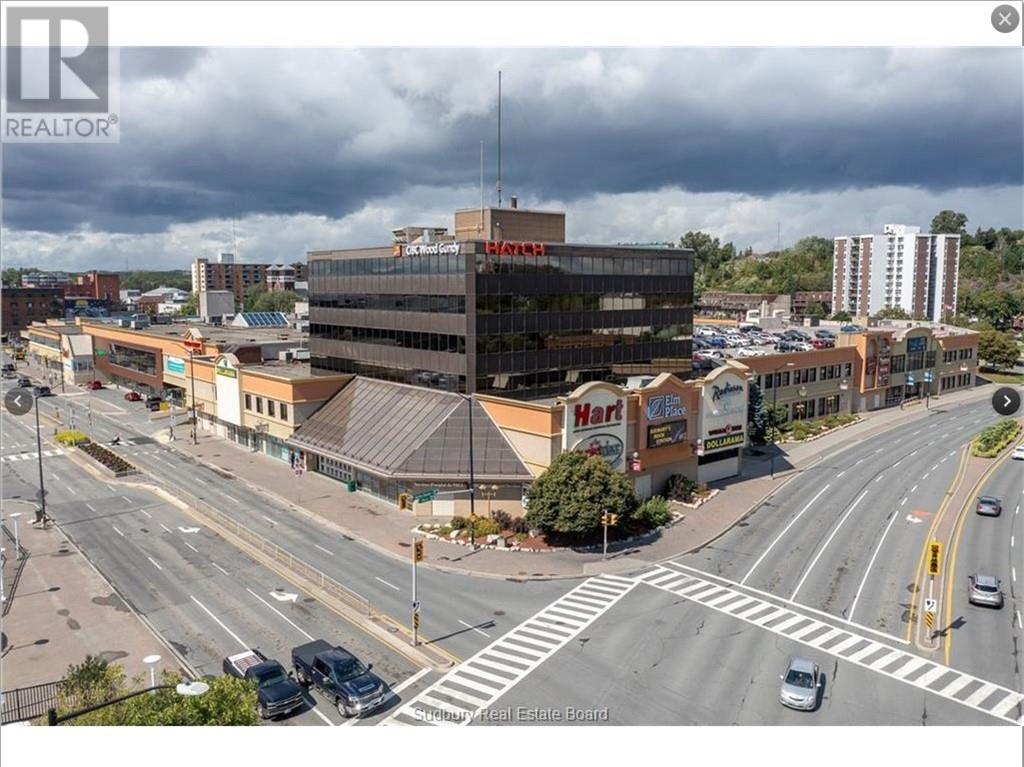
[
  {"left": 240, "top": 361, "right": 323, "bottom": 380},
  {"left": 83, "top": 320, "right": 308, "bottom": 346}
]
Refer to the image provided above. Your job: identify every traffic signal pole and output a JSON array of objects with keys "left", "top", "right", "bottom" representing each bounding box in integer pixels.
[{"left": 411, "top": 536, "right": 423, "bottom": 646}]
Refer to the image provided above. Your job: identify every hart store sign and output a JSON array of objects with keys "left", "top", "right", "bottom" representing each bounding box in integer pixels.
[{"left": 562, "top": 382, "right": 628, "bottom": 471}]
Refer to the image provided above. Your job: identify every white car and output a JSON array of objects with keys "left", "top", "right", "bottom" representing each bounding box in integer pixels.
[{"left": 1012, "top": 444, "right": 1024, "bottom": 460}]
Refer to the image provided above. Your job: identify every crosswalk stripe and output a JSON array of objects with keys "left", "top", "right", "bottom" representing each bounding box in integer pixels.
[
  {"left": 382, "top": 574, "right": 637, "bottom": 726},
  {"left": 643, "top": 563, "right": 1022, "bottom": 726}
]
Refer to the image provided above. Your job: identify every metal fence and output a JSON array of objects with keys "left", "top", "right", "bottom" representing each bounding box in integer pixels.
[
  {"left": 0, "top": 680, "right": 65, "bottom": 724},
  {"left": 173, "top": 487, "right": 372, "bottom": 616}
]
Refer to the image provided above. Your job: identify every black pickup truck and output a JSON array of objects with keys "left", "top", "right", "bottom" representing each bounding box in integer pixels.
[
  {"left": 223, "top": 649, "right": 305, "bottom": 720},
  {"left": 291, "top": 640, "right": 386, "bottom": 717}
]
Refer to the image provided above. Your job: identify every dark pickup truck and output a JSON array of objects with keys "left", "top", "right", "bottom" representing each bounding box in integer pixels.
[
  {"left": 223, "top": 649, "right": 305, "bottom": 720},
  {"left": 291, "top": 640, "right": 386, "bottom": 718}
]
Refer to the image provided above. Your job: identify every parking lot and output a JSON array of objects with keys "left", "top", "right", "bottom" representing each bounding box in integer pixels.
[{"left": 692, "top": 322, "right": 862, "bottom": 366}]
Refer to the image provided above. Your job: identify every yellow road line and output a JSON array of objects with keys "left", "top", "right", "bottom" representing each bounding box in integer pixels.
[
  {"left": 942, "top": 435, "right": 1019, "bottom": 666},
  {"left": 905, "top": 443, "right": 970, "bottom": 644}
]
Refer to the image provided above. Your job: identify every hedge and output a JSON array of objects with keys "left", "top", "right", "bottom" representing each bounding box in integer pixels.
[{"left": 972, "top": 418, "right": 1021, "bottom": 458}]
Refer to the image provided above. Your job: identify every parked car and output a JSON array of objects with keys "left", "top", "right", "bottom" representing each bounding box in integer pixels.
[
  {"left": 776, "top": 341, "right": 802, "bottom": 353},
  {"left": 145, "top": 394, "right": 163, "bottom": 411},
  {"left": 779, "top": 656, "right": 822, "bottom": 711},
  {"left": 975, "top": 496, "right": 1002, "bottom": 517},
  {"left": 840, "top": 324, "right": 863, "bottom": 333},
  {"left": 32, "top": 385, "right": 52, "bottom": 397},
  {"left": 967, "top": 574, "right": 1003, "bottom": 608},
  {"left": 814, "top": 329, "right": 836, "bottom": 339},
  {"left": 705, "top": 337, "right": 728, "bottom": 349},
  {"left": 1011, "top": 444, "right": 1024, "bottom": 460},
  {"left": 223, "top": 649, "right": 305, "bottom": 720},
  {"left": 291, "top": 640, "right": 387, "bottom": 718},
  {"left": 124, "top": 391, "right": 142, "bottom": 401},
  {"left": 1, "top": 362, "right": 16, "bottom": 376},
  {"left": 85, "top": 380, "right": 104, "bottom": 390},
  {"left": 17, "top": 376, "right": 32, "bottom": 389}
]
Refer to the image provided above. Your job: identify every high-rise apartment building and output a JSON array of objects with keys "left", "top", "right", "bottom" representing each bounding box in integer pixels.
[
  {"left": 191, "top": 254, "right": 307, "bottom": 303},
  {"left": 832, "top": 225, "right": 959, "bottom": 322}
]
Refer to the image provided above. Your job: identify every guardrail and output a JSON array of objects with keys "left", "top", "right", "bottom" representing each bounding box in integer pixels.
[
  {"left": 0, "top": 680, "right": 66, "bottom": 724},
  {"left": 173, "top": 487, "right": 372, "bottom": 617}
]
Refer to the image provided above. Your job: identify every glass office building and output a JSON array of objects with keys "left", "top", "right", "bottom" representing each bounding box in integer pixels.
[{"left": 308, "top": 211, "right": 694, "bottom": 400}]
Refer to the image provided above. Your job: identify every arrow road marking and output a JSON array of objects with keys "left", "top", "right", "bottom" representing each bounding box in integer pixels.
[
  {"left": 905, "top": 514, "right": 923, "bottom": 524},
  {"left": 245, "top": 587, "right": 313, "bottom": 641},
  {"left": 269, "top": 590, "right": 299, "bottom": 603},
  {"left": 178, "top": 526, "right": 200, "bottom": 534}
]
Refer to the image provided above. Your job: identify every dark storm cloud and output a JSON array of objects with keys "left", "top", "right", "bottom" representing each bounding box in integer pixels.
[{"left": 2, "top": 47, "right": 1021, "bottom": 236}]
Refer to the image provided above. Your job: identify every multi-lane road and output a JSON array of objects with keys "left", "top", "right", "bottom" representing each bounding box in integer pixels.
[{"left": 3, "top": 363, "right": 1021, "bottom": 726}]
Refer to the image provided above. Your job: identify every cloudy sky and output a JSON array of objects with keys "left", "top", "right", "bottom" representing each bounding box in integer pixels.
[{"left": 2, "top": 47, "right": 1022, "bottom": 271}]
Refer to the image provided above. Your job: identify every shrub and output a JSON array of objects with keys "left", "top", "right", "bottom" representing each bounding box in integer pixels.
[
  {"left": 450, "top": 516, "right": 468, "bottom": 530},
  {"left": 490, "top": 509, "right": 512, "bottom": 530},
  {"left": 55, "top": 429, "right": 89, "bottom": 446},
  {"left": 634, "top": 496, "right": 672, "bottom": 528},
  {"left": 472, "top": 517, "right": 501, "bottom": 538},
  {"left": 972, "top": 418, "right": 1021, "bottom": 457},
  {"left": 665, "top": 474, "right": 698, "bottom": 503},
  {"left": 510, "top": 516, "right": 530, "bottom": 535}
]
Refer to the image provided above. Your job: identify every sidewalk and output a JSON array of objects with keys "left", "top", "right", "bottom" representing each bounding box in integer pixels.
[
  {"left": 166, "top": 383, "right": 998, "bottom": 580},
  {"left": 0, "top": 500, "right": 177, "bottom": 691}
]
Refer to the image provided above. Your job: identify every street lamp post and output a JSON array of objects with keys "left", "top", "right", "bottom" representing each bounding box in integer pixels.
[
  {"left": 478, "top": 484, "right": 499, "bottom": 518},
  {"left": 33, "top": 391, "right": 47, "bottom": 525},
  {"left": 47, "top": 681, "right": 208, "bottom": 725},
  {"left": 8, "top": 512, "right": 22, "bottom": 555},
  {"left": 454, "top": 393, "right": 478, "bottom": 547},
  {"left": 188, "top": 347, "right": 198, "bottom": 445}
]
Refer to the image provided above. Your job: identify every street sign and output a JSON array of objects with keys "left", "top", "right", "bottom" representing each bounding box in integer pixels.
[
  {"left": 413, "top": 490, "right": 437, "bottom": 503},
  {"left": 412, "top": 600, "right": 420, "bottom": 613},
  {"left": 928, "top": 541, "right": 942, "bottom": 576},
  {"left": 94, "top": 348, "right": 109, "bottom": 357},
  {"left": 924, "top": 598, "right": 937, "bottom": 613}
]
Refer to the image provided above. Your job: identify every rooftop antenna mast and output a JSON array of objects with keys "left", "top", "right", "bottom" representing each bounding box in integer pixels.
[
  {"left": 496, "top": 70, "right": 502, "bottom": 208},
  {"left": 479, "top": 140, "right": 485, "bottom": 233}
]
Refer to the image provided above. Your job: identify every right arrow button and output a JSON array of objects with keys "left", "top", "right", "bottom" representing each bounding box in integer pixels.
[{"left": 992, "top": 387, "right": 1021, "bottom": 417}]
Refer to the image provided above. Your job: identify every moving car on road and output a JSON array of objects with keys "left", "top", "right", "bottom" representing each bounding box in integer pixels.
[
  {"left": 124, "top": 391, "right": 142, "bottom": 401},
  {"left": 85, "top": 380, "right": 104, "bottom": 390},
  {"left": 32, "top": 385, "right": 52, "bottom": 397},
  {"left": 967, "top": 574, "right": 1004, "bottom": 609},
  {"left": 975, "top": 496, "right": 1002, "bottom": 517},
  {"left": 223, "top": 649, "right": 305, "bottom": 720},
  {"left": 17, "top": 376, "right": 32, "bottom": 388},
  {"left": 291, "top": 640, "right": 386, "bottom": 718},
  {"left": 1011, "top": 444, "right": 1024, "bottom": 460},
  {"left": 779, "top": 656, "right": 822, "bottom": 711}
]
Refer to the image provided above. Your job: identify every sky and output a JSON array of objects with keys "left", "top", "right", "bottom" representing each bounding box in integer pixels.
[{"left": 2, "top": 47, "right": 1022, "bottom": 272}]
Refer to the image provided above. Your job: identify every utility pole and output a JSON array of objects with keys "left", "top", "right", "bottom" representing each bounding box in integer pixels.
[
  {"left": 189, "top": 347, "right": 198, "bottom": 444},
  {"left": 411, "top": 536, "right": 423, "bottom": 647},
  {"left": 34, "top": 393, "right": 47, "bottom": 525},
  {"left": 464, "top": 394, "right": 477, "bottom": 548}
]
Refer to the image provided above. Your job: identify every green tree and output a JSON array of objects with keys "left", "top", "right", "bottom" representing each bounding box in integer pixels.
[
  {"left": 978, "top": 330, "right": 1021, "bottom": 372},
  {"left": 873, "top": 306, "right": 911, "bottom": 320},
  {"left": 961, "top": 288, "right": 1022, "bottom": 330},
  {"left": 747, "top": 381, "right": 772, "bottom": 444},
  {"left": 931, "top": 210, "right": 968, "bottom": 235},
  {"left": 524, "top": 451, "right": 639, "bottom": 538},
  {"left": 251, "top": 289, "right": 298, "bottom": 314},
  {"left": 56, "top": 657, "right": 259, "bottom": 726},
  {"left": 119, "top": 270, "right": 191, "bottom": 292},
  {"left": 177, "top": 293, "right": 199, "bottom": 316},
  {"left": 830, "top": 310, "right": 852, "bottom": 322}
]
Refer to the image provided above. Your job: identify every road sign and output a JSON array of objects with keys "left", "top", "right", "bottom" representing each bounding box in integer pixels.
[
  {"left": 412, "top": 600, "right": 420, "bottom": 613},
  {"left": 924, "top": 598, "right": 937, "bottom": 613},
  {"left": 928, "top": 541, "right": 942, "bottom": 576},
  {"left": 413, "top": 490, "right": 436, "bottom": 503},
  {"left": 94, "top": 348, "right": 109, "bottom": 357}
]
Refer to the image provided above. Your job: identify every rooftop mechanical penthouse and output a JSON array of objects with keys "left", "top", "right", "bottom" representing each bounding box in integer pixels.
[{"left": 308, "top": 207, "right": 695, "bottom": 400}]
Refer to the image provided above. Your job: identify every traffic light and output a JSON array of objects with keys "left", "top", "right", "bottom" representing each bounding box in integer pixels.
[
  {"left": 928, "top": 541, "right": 942, "bottom": 576},
  {"left": 602, "top": 513, "right": 620, "bottom": 527},
  {"left": 413, "top": 539, "right": 424, "bottom": 563}
]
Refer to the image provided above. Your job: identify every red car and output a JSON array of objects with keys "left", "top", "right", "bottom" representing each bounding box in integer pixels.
[
  {"left": 124, "top": 391, "right": 142, "bottom": 401},
  {"left": 86, "top": 380, "right": 104, "bottom": 390}
]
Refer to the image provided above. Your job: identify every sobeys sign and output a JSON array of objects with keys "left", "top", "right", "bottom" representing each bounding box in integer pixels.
[{"left": 562, "top": 382, "right": 629, "bottom": 471}]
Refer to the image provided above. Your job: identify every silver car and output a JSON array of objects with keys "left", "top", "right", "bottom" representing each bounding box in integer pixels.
[
  {"left": 975, "top": 496, "right": 1002, "bottom": 517},
  {"left": 968, "top": 574, "right": 1003, "bottom": 608},
  {"left": 779, "top": 656, "right": 822, "bottom": 711}
]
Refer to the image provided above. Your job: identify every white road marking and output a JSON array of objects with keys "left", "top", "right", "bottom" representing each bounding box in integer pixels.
[
  {"left": 160, "top": 523, "right": 172, "bottom": 533},
  {"left": 391, "top": 667, "right": 432, "bottom": 696},
  {"left": 900, "top": 498, "right": 908, "bottom": 506},
  {"left": 311, "top": 707, "right": 336, "bottom": 726},
  {"left": 948, "top": 451, "right": 956, "bottom": 457},
  {"left": 911, "top": 485, "right": 918, "bottom": 494},
  {"left": 1011, "top": 536, "right": 1015, "bottom": 548},
  {"left": 458, "top": 619, "right": 492, "bottom": 638},
  {"left": 382, "top": 575, "right": 637, "bottom": 726},
  {"left": 792, "top": 490, "right": 869, "bottom": 600},
  {"left": 741, "top": 484, "right": 831, "bottom": 585},
  {"left": 875, "top": 448, "right": 885, "bottom": 454},
  {"left": 184, "top": 541, "right": 199, "bottom": 553},
  {"left": 375, "top": 577, "right": 400, "bottom": 591},
  {"left": 314, "top": 544, "right": 334, "bottom": 556},
  {"left": 262, "top": 516, "right": 277, "bottom": 526},
  {"left": 139, "top": 509, "right": 152, "bottom": 518},
  {"left": 836, "top": 470, "right": 845, "bottom": 478},
  {"left": 909, "top": 450, "right": 918, "bottom": 457},
  {"left": 644, "top": 564, "right": 1022, "bottom": 725},
  {"left": 189, "top": 595, "right": 248, "bottom": 650},
  {"left": 50, "top": 474, "right": 60, "bottom": 482},
  {"left": 85, "top": 503, "right": 96, "bottom": 512},
  {"left": 930, "top": 465, "right": 938, "bottom": 472},
  {"left": 121, "top": 495, "right": 133, "bottom": 503},
  {"left": 211, "top": 562, "right": 230, "bottom": 575},
  {"left": 245, "top": 587, "right": 314, "bottom": 641},
  {"left": 874, "top": 475, "right": 884, "bottom": 483},
  {"left": 1013, "top": 568, "right": 1017, "bottom": 583},
  {"left": 922, "top": 472, "right": 930, "bottom": 480},
  {"left": 855, "top": 459, "right": 864, "bottom": 465},
  {"left": 147, "top": 556, "right": 163, "bottom": 571},
  {"left": 225, "top": 494, "right": 240, "bottom": 504},
  {"left": 1016, "top": 611, "right": 1023, "bottom": 629},
  {"left": 112, "top": 525, "right": 124, "bottom": 537},
  {"left": 106, "top": 484, "right": 115, "bottom": 492}
]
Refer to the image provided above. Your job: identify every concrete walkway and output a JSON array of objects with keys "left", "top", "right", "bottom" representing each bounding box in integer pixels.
[
  {"left": 0, "top": 501, "right": 176, "bottom": 692},
  {"left": 166, "top": 384, "right": 999, "bottom": 580}
]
